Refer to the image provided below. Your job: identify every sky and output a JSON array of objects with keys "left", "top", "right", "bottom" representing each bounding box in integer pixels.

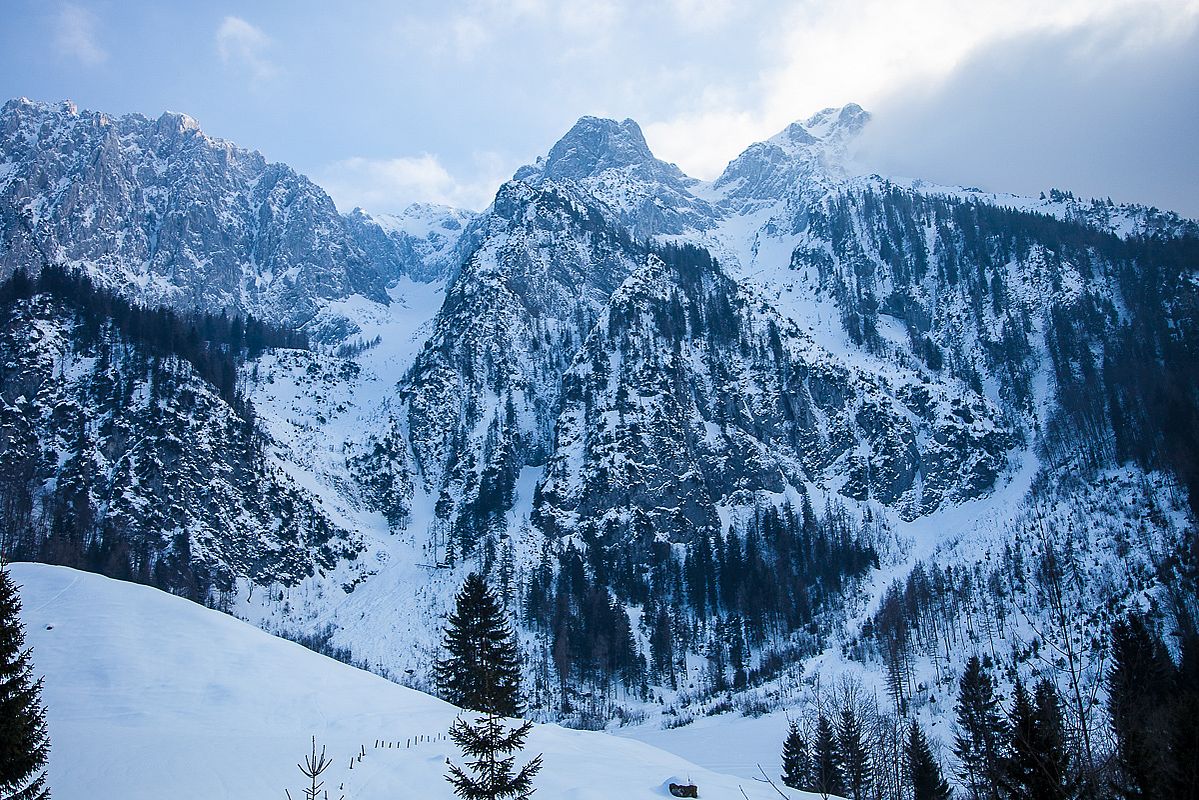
[{"left": 1, "top": 0, "right": 1196, "bottom": 217}]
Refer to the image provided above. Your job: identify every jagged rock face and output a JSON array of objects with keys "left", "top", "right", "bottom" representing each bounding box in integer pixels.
[
  {"left": 0, "top": 292, "right": 361, "bottom": 593},
  {"left": 0, "top": 98, "right": 388, "bottom": 327},
  {"left": 534, "top": 248, "right": 1014, "bottom": 540},
  {"left": 345, "top": 204, "right": 479, "bottom": 284},
  {"left": 515, "top": 116, "right": 719, "bottom": 239},
  {"left": 400, "top": 180, "right": 644, "bottom": 538},
  {"left": 713, "top": 104, "right": 869, "bottom": 211}
]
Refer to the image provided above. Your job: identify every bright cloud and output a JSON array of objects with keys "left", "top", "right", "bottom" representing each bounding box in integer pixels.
[
  {"left": 643, "top": 0, "right": 1199, "bottom": 180},
  {"left": 54, "top": 3, "right": 107, "bottom": 66},
  {"left": 318, "top": 153, "right": 510, "bottom": 214},
  {"left": 216, "top": 16, "right": 277, "bottom": 82}
]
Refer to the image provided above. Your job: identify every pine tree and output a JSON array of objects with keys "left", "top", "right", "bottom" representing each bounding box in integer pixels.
[
  {"left": 0, "top": 562, "right": 51, "bottom": 800},
  {"left": 999, "top": 678, "right": 1039, "bottom": 799},
  {"left": 285, "top": 736, "right": 334, "bottom": 800},
  {"left": 907, "top": 720, "right": 951, "bottom": 800},
  {"left": 435, "top": 573, "right": 523, "bottom": 716},
  {"left": 445, "top": 713, "right": 542, "bottom": 800},
  {"left": 838, "top": 705, "right": 871, "bottom": 800},
  {"left": 1107, "top": 614, "right": 1174, "bottom": 799},
  {"left": 812, "top": 713, "right": 845, "bottom": 799},
  {"left": 1030, "top": 678, "right": 1077, "bottom": 800},
  {"left": 781, "top": 720, "right": 810, "bottom": 790},
  {"left": 649, "top": 607, "right": 675, "bottom": 689},
  {"left": 1168, "top": 615, "right": 1199, "bottom": 800},
  {"left": 954, "top": 655, "right": 1006, "bottom": 800}
]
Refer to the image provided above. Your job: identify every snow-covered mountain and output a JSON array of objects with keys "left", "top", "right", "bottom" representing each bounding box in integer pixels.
[
  {"left": 0, "top": 98, "right": 445, "bottom": 330},
  {"left": 2, "top": 96, "right": 1197, "bottom": 745},
  {"left": 345, "top": 202, "right": 478, "bottom": 284}
]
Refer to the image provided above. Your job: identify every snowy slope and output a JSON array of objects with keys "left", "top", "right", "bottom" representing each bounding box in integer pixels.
[{"left": 12, "top": 562, "right": 827, "bottom": 800}]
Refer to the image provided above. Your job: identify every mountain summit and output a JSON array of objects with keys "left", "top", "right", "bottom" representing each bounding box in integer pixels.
[
  {"left": 713, "top": 102, "right": 870, "bottom": 207},
  {"left": 515, "top": 115, "right": 691, "bottom": 188},
  {"left": 539, "top": 116, "right": 666, "bottom": 181}
]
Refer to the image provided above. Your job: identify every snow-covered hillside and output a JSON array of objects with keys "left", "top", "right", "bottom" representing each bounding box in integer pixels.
[{"left": 12, "top": 562, "right": 823, "bottom": 799}]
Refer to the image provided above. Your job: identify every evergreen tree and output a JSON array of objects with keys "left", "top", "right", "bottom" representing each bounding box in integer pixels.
[
  {"left": 907, "top": 720, "right": 951, "bottom": 800},
  {"left": 649, "top": 607, "right": 675, "bottom": 689},
  {"left": 1030, "top": 678, "right": 1077, "bottom": 800},
  {"left": 445, "top": 712, "right": 542, "bottom": 800},
  {"left": 1107, "top": 614, "right": 1174, "bottom": 799},
  {"left": 435, "top": 573, "right": 523, "bottom": 716},
  {"left": 999, "top": 679, "right": 1039, "bottom": 799},
  {"left": 954, "top": 656, "right": 1006, "bottom": 800},
  {"left": 837, "top": 705, "right": 871, "bottom": 800},
  {"left": 1168, "top": 615, "right": 1199, "bottom": 800},
  {"left": 781, "top": 720, "right": 810, "bottom": 791},
  {"left": 812, "top": 713, "right": 845, "bottom": 799},
  {"left": 0, "top": 562, "right": 51, "bottom": 800}
]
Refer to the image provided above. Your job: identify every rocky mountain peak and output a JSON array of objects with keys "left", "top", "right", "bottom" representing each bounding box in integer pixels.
[
  {"left": 541, "top": 116, "right": 655, "bottom": 178},
  {"left": 799, "top": 102, "right": 870, "bottom": 142},
  {"left": 154, "top": 110, "right": 203, "bottom": 137},
  {"left": 0, "top": 97, "right": 393, "bottom": 327},
  {"left": 712, "top": 103, "right": 870, "bottom": 205},
  {"left": 515, "top": 115, "right": 692, "bottom": 189}
]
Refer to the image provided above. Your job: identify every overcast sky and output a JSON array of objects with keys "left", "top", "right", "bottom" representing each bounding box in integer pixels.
[{"left": 2, "top": 0, "right": 1196, "bottom": 216}]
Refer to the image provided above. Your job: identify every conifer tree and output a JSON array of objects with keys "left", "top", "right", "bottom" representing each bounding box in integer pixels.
[
  {"left": 1107, "top": 614, "right": 1174, "bottom": 799},
  {"left": 812, "top": 713, "right": 845, "bottom": 799},
  {"left": 1030, "top": 678, "right": 1077, "bottom": 800},
  {"left": 445, "top": 713, "right": 542, "bottom": 800},
  {"left": 0, "top": 562, "right": 51, "bottom": 800},
  {"left": 906, "top": 719, "right": 951, "bottom": 800},
  {"left": 837, "top": 705, "right": 871, "bottom": 800},
  {"left": 1167, "top": 615, "right": 1199, "bottom": 800},
  {"left": 999, "top": 678, "right": 1039, "bottom": 799},
  {"left": 435, "top": 573, "right": 523, "bottom": 716},
  {"left": 954, "top": 656, "right": 1006, "bottom": 800},
  {"left": 781, "top": 720, "right": 810, "bottom": 791}
]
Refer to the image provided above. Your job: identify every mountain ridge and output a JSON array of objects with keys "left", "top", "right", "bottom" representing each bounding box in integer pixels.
[{"left": 2, "top": 95, "right": 1196, "bottom": 744}]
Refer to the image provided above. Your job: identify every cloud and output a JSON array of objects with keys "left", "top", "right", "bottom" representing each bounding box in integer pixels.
[
  {"left": 318, "top": 152, "right": 511, "bottom": 213},
  {"left": 411, "top": 0, "right": 626, "bottom": 61},
  {"left": 666, "top": 0, "right": 737, "bottom": 33},
  {"left": 853, "top": 9, "right": 1199, "bottom": 216},
  {"left": 54, "top": 4, "right": 107, "bottom": 66},
  {"left": 641, "top": 0, "right": 1199, "bottom": 188},
  {"left": 642, "top": 101, "right": 765, "bottom": 179},
  {"left": 216, "top": 16, "right": 278, "bottom": 82}
]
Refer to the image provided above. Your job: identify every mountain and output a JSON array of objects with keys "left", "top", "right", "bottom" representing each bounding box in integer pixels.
[
  {"left": 2, "top": 96, "right": 1197, "bottom": 750},
  {"left": 0, "top": 97, "right": 444, "bottom": 331},
  {"left": 516, "top": 115, "right": 719, "bottom": 238},
  {"left": 345, "top": 202, "right": 478, "bottom": 283},
  {"left": 711, "top": 103, "right": 869, "bottom": 211},
  {"left": 0, "top": 266, "right": 363, "bottom": 597}
]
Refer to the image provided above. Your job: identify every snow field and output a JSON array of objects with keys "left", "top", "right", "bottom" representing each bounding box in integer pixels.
[{"left": 13, "top": 563, "right": 830, "bottom": 799}]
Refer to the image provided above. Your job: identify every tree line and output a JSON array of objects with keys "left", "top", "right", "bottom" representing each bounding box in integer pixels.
[
  {"left": 775, "top": 610, "right": 1199, "bottom": 799},
  {"left": 1, "top": 263, "right": 308, "bottom": 418}
]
